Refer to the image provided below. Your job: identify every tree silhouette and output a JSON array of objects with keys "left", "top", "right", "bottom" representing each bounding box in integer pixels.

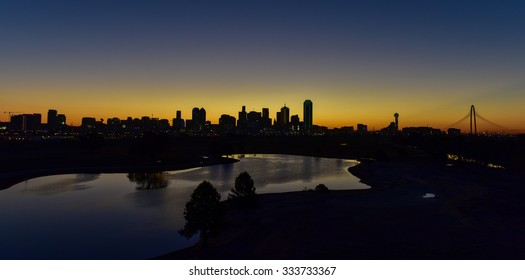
[
  {"left": 229, "top": 171, "right": 257, "bottom": 199},
  {"left": 315, "top": 184, "right": 329, "bottom": 193},
  {"left": 127, "top": 172, "right": 168, "bottom": 190},
  {"left": 179, "top": 181, "right": 223, "bottom": 246},
  {"left": 229, "top": 172, "right": 258, "bottom": 215}
]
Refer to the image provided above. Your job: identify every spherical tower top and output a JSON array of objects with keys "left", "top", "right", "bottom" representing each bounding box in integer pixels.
[{"left": 394, "top": 113, "right": 399, "bottom": 131}]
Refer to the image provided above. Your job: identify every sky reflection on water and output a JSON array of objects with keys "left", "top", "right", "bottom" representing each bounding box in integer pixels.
[{"left": 0, "top": 154, "right": 367, "bottom": 259}]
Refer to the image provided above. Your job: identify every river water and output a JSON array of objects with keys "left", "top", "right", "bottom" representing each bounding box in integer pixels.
[{"left": 0, "top": 154, "right": 368, "bottom": 259}]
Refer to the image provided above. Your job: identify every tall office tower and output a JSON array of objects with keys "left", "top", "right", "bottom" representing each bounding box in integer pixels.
[
  {"left": 219, "top": 114, "right": 236, "bottom": 134},
  {"left": 247, "top": 111, "right": 261, "bottom": 133},
  {"left": 280, "top": 105, "right": 290, "bottom": 127},
  {"left": 47, "top": 109, "right": 58, "bottom": 130},
  {"left": 191, "top": 107, "right": 206, "bottom": 131},
  {"left": 199, "top": 108, "right": 206, "bottom": 129},
  {"left": 303, "top": 100, "right": 313, "bottom": 131},
  {"left": 262, "top": 108, "right": 269, "bottom": 119},
  {"left": 173, "top": 110, "right": 185, "bottom": 130},
  {"left": 192, "top": 107, "right": 200, "bottom": 127},
  {"left": 261, "top": 107, "right": 271, "bottom": 129},
  {"left": 238, "top": 106, "right": 248, "bottom": 131}
]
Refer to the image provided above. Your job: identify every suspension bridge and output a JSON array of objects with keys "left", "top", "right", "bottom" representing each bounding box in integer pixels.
[{"left": 447, "top": 105, "right": 510, "bottom": 134}]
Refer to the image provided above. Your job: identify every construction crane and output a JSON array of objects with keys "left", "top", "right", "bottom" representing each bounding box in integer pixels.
[
  {"left": 2, "top": 111, "right": 23, "bottom": 122},
  {"left": 4, "top": 111, "right": 22, "bottom": 116}
]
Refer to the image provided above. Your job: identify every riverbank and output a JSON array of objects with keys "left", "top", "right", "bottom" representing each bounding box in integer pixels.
[
  {"left": 3, "top": 136, "right": 525, "bottom": 259},
  {"left": 159, "top": 158, "right": 525, "bottom": 259},
  {"left": 0, "top": 134, "right": 412, "bottom": 191},
  {"left": 0, "top": 156, "right": 238, "bottom": 190}
]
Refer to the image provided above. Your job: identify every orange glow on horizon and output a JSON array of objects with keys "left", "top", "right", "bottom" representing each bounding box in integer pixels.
[{"left": 2, "top": 83, "right": 524, "bottom": 132}]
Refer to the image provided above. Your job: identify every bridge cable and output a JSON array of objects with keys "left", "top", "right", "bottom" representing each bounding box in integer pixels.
[
  {"left": 475, "top": 112, "right": 507, "bottom": 130},
  {"left": 447, "top": 112, "right": 470, "bottom": 128}
]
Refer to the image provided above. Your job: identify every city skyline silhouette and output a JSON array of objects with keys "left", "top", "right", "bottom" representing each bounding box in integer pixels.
[
  {"left": 1, "top": 1, "right": 524, "bottom": 131},
  {"left": 1, "top": 103, "right": 515, "bottom": 134},
  {"left": 2, "top": 0, "right": 525, "bottom": 265}
]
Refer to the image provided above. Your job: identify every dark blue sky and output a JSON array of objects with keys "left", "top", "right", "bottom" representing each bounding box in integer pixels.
[{"left": 1, "top": 0, "right": 524, "bottom": 130}]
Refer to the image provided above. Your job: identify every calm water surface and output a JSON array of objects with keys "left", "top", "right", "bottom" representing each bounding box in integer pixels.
[{"left": 0, "top": 154, "right": 368, "bottom": 259}]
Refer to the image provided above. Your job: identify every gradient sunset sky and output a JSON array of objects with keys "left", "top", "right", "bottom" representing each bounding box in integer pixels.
[{"left": 1, "top": 0, "right": 524, "bottom": 131}]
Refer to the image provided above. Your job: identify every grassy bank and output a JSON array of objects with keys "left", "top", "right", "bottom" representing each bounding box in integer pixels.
[{"left": 159, "top": 159, "right": 525, "bottom": 259}]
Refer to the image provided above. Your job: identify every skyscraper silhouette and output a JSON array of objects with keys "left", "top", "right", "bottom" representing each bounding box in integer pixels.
[
  {"left": 262, "top": 108, "right": 269, "bottom": 120},
  {"left": 238, "top": 106, "right": 248, "bottom": 133},
  {"left": 261, "top": 108, "right": 271, "bottom": 129},
  {"left": 47, "top": 109, "right": 58, "bottom": 130},
  {"left": 247, "top": 111, "right": 262, "bottom": 133},
  {"left": 219, "top": 114, "right": 236, "bottom": 134},
  {"left": 280, "top": 105, "right": 289, "bottom": 128},
  {"left": 191, "top": 107, "right": 206, "bottom": 131},
  {"left": 199, "top": 108, "right": 206, "bottom": 131},
  {"left": 173, "top": 110, "right": 185, "bottom": 130},
  {"left": 303, "top": 100, "right": 313, "bottom": 131}
]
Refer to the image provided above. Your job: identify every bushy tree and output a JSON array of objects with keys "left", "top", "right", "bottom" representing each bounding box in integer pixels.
[
  {"left": 179, "top": 181, "right": 223, "bottom": 245},
  {"left": 229, "top": 171, "right": 256, "bottom": 199},
  {"left": 315, "top": 184, "right": 329, "bottom": 193},
  {"left": 229, "top": 172, "right": 258, "bottom": 214}
]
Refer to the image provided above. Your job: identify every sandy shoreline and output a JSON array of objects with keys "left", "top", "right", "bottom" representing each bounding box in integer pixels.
[{"left": 158, "top": 158, "right": 525, "bottom": 259}]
